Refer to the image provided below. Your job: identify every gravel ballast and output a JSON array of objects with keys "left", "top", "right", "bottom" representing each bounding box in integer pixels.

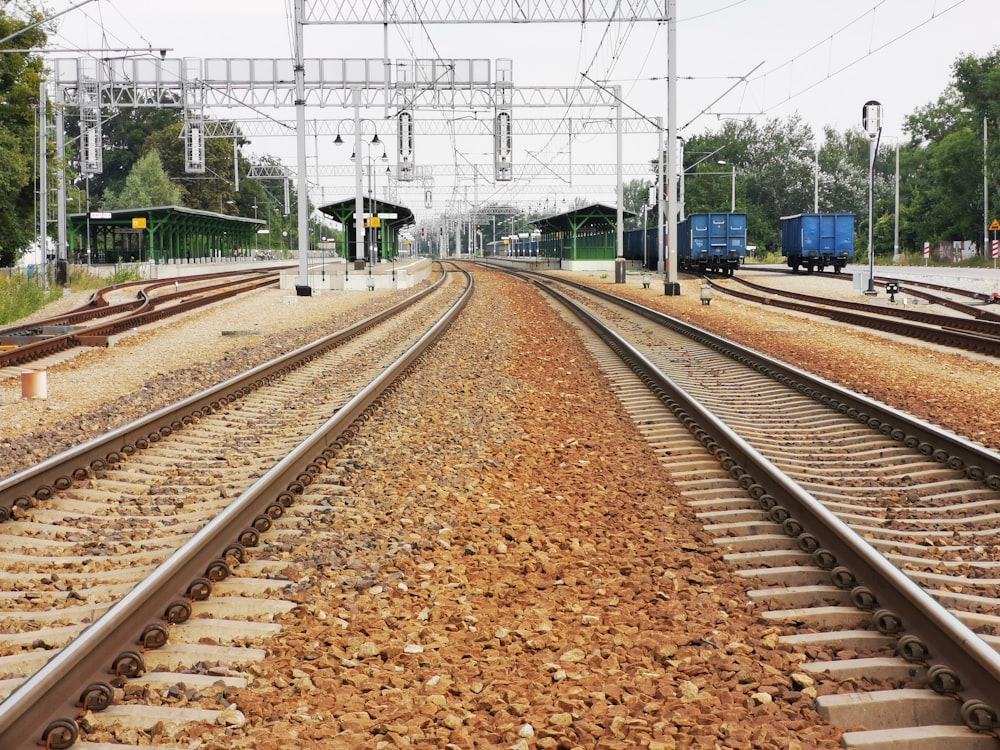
[
  {"left": 2, "top": 265, "right": 998, "bottom": 748},
  {"left": 178, "top": 269, "right": 845, "bottom": 749}
]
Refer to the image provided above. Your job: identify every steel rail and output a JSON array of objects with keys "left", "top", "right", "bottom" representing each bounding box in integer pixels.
[
  {"left": 542, "top": 271, "right": 1000, "bottom": 486},
  {"left": 741, "top": 266, "right": 1000, "bottom": 322},
  {"left": 0, "top": 264, "right": 471, "bottom": 750},
  {"left": 0, "top": 268, "right": 285, "bottom": 337},
  {"left": 0, "top": 268, "right": 447, "bottom": 519},
  {"left": 520, "top": 270, "right": 1000, "bottom": 731},
  {"left": 702, "top": 276, "right": 1000, "bottom": 356},
  {"left": 725, "top": 273, "right": 1000, "bottom": 334},
  {"left": 0, "top": 271, "right": 285, "bottom": 368}
]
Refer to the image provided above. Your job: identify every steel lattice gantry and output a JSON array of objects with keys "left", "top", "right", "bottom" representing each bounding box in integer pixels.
[
  {"left": 51, "top": 57, "right": 623, "bottom": 111},
  {"left": 302, "top": 0, "right": 669, "bottom": 24}
]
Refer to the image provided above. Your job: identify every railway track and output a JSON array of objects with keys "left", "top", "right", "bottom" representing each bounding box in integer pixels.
[
  {"left": 513, "top": 268, "right": 1000, "bottom": 749},
  {"left": 0, "top": 264, "right": 471, "bottom": 749},
  {"left": 711, "top": 269, "right": 1000, "bottom": 357},
  {"left": 0, "top": 269, "right": 288, "bottom": 373}
]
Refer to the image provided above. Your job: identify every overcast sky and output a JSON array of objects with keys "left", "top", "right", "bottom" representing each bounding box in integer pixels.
[{"left": 47, "top": 0, "right": 999, "bottom": 215}]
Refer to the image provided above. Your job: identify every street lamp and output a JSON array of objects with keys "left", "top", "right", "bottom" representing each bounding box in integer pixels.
[
  {"left": 678, "top": 142, "right": 727, "bottom": 220},
  {"left": 717, "top": 161, "right": 736, "bottom": 212},
  {"left": 960, "top": 108, "right": 989, "bottom": 262},
  {"left": 348, "top": 136, "right": 388, "bottom": 270},
  {"left": 252, "top": 202, "right": 259, "bottom": 256},
  {"left": 84, "top": 173, "right": 92, "bottom": 267},
  {"left": 809, "top": 148, "right": 819, "bottom": 212},
  {"left": 863, "top": 100, "right": 883, "bottom": 294},
  {"left": 982, "top": 115, "right": 989, "bottom": 263}
]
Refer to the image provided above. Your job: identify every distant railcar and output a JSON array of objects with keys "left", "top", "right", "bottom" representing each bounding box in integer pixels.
[
  {"left": 678, "top": 212, "right": 747, "bottom": 275},
  {"left": 780, "top": 213, "right": 855, "bottom": 273},
  {"left": 623, "top": 226, "right": 661, "bottom": 269}
]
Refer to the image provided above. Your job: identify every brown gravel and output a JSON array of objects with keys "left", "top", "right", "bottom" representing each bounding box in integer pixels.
[
  {"left": 165, "top": 269, "right": 846, "bottom": 750},
  {"left": 565, "top": 272, "right": 1000, "bottom": 453},
  {"left": 0, "top": 286, "right": 414, "bottom": 477},
  {"left": 5, "top": 265, "right": 997, "bottom": 748}
]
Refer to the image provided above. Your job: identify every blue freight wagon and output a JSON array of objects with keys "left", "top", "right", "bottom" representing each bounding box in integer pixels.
[
  {"left": 780, "top": 213, "right": 855, "bottom": 273},
  {"left": 677, "top": 212, "right": 747, "bottom": 275}
]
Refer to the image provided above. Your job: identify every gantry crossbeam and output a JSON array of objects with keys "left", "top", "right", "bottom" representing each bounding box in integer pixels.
[
  {"left": 303, "top": 0, "right": 669, "bottom": 24},
  {"left": 51, "top": 57, "right": 620, "bottom": 110}
]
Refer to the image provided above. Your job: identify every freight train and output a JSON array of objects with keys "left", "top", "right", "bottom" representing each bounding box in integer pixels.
[
  {"left": 624, "top": 212, "right": 747, "bottom": 275},
  {"left": 624, "top": 211, "right": 855, "bottom": 275}
]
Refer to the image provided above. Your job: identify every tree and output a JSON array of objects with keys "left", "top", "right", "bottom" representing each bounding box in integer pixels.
[
  {"left": 0, "top": 8, "right": 47, "bottom": 266},
  {"left": 102, "top": 149, "right": 182, "bottom": 209},
  {"left": 680, "top": 117, "right": 853, "bottom": 254},
  {"left": 622, "top": 178, "right": 652, "bottom": 230},
  {"left": 901, "top": 48, "right": 1000, "bottom": 254}
]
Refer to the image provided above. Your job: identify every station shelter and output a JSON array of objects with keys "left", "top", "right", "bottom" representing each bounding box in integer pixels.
[
  {"left": 319, "top": 197, "right": 415, "bottom": 265},
  {"left": 67, "top": 206, "right": 265, "bottom": 266},
  {"left": 530, "top": 203, "right": 637, "bottom": 271}
]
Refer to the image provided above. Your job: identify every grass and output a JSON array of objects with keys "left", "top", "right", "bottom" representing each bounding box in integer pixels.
[
  {"left": 0, "top": 264, "right": 142, "bottom": 326},
  {"left": 0, "top": 272, "right": 65, "bottom": 325}
]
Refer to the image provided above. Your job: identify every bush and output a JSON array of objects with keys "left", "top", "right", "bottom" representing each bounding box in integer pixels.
[
  {"left": 106, "top": 263, "right": 143, "bottom": 285},
  {"left": 0, "top": 272, "right": 63, "bottom": 325},
  {"left": 68, "top": 265, "right": 120, "bottom": 290}
]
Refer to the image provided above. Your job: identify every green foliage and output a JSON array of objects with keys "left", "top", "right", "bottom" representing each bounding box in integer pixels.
[
  {"left": 673, "top": 46, "right": 999, "bottom": 260},
  {"left": 0, "top": 272, "right": 62, "bottom": 325},
  {"left": 66, "top": 266, "right": 119, "bottom": 291},
  {"left": 106, "top": 264, "right": 143, "bottom": 285},
  {"left": 78, "top": 107, "right": 185, "bottom": 203},
  {"left": 0, "top": 9, "right": 47, "bottom": 266},
  {"left": 747, "top": 250, "right": 784, "bottom": 265},
  {"left": 102, "top": 149, "right": 182, "bottom": 209},
  {"left": 623, "top": 179, "right": 653, "bottom": 230}
]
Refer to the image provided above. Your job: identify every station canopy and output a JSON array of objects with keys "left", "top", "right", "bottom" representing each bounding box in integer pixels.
[
  {"left": 319, "top": 196, "right": 415, "bottom": 261},
  {"left": 530, "top": 203, "right": 637, "bottom": 234},
  {"left": 67, "top": 205, "right": 266, "bottom": 263},
  {"left": 318, "top": 197, "right": 414, "bottom": 233}
]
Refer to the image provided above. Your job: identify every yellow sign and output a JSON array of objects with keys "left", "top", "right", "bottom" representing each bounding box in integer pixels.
[
  {"left": 132, "top": 217, "right": 147, "bottom": 229},
  {"left": 366, "top": 216, "right": 381, "bottom": 228},
  {"left": 990, "top": 219, "right": 1000, "bottom": 232}
]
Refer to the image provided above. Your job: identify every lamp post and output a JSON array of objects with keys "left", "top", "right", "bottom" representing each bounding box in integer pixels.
[
  {"left": 84, "top": 173, "right": 91, "bottom": 267},
  {"left": 960, "top": 108, "right": 989, "bottom": 262},
  {"left": 252, "top": 202, "right": 259, "bottom": 256},
  {"left": 812, "top": 147, "right": 819, "bottom": 212},
  {"left": 717, "top": 161, "right": 736, "bottom": 212},
  {"left": 347, "top": 135, "right": 387, "bottom": 270},
  {"left": 863, "top": 100, "right": 883, "bottom": 294},
  {"left": 982, "top": 115, "right": 989, "bottom": 263},
  {"left": 798, "top": 146, "right": 820, "bottom": 212},
  {"left": 894, "top": 140, "right": 900, "bottom": 261},
  {"left": 336, "top": 112, "right": 389, "bottom": 272}
]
